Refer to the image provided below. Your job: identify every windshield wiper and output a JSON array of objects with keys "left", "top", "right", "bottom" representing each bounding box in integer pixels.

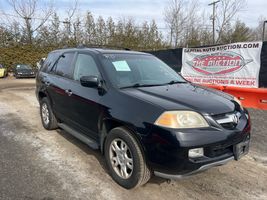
[
  {"left": 120, "top": 80, "right": 187, "bottom": 89},
  {"left": 165, "top": 80, "right": 187, "bottom": 85},
  {"left": 120, "top": 83, "right": 141, "bottom": 89},
  {"left": 120, "top": 83, "right": 163, "bottom": 89}
]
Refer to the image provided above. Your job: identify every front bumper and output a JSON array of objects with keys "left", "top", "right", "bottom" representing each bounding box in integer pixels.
[
  {"left": 16, "top": 73, "right": 36, "bottom": 78},
  {"left": 143, "top": 109, "right": 251, "bottom": 178},
  {"left": 154, "top": 156, "right": 234, "bottom": 179},
  {"left": 154, "top": 136, "right": 250, "bottom": 179}
]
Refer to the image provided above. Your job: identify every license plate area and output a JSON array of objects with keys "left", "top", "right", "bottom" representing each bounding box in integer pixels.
[{"left": 233, "top": 140, "right": 250, "bottom": 160}]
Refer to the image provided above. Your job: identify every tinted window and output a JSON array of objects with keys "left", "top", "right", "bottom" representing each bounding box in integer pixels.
[
  {"left": 55, "top": 53, "right": 75, "bottom": 79},
  {"left": 73, "top": 54, "right": 99, "bottom": 81},
  {"left": 42, "top": 52, "right": 60, "bottom": 72}
]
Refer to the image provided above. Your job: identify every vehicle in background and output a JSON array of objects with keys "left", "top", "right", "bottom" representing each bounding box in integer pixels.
[
  {"left": 0, "top": 64, "right": 8, "bottom": 78},
  {"left": 13, "top": 64, "right": 36, "bottom": 78}
]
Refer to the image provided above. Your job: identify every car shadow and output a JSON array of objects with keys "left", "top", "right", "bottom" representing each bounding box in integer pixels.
[
  {"left": 55, "top": 128, "right": 168, "bottom": 185},
  {"left": 56, "top": 129, "right": 109, "bottom": 174}
]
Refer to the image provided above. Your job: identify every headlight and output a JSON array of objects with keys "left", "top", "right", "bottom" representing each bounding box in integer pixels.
[
  {"left": 154, "top": 111, "right": 209, "bottom": 129},
  {"left": 234, "top": 97, "right": 243, "bottom": 110}
]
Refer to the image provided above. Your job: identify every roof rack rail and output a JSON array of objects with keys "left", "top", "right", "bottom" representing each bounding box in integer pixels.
[{"left": 76, "top": 44, "right": 131, "bottom": 51}]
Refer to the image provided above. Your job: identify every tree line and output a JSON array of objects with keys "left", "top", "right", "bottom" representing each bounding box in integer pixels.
[{"left": 0, "top": 0, "right": 265, "bottom": 50}]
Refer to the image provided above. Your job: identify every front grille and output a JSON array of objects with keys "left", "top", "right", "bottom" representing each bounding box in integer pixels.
[{"left": 212, "top": 111, "right": 241, "bottom": 130}]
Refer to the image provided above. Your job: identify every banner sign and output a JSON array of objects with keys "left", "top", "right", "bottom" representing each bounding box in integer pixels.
[{"left": 181, "top": 42, "right": 263, "bottom": 88}]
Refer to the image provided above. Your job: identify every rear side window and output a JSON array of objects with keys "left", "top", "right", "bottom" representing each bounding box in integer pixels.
[
  {"left": 73, "top": 54, "right": 99, "bottom": 81},
  {"left": 41, "top": 52, "right": 60, "bottom": 72},
  {"left": 54, "top": 53, "right": 75, "bottom": 79}
]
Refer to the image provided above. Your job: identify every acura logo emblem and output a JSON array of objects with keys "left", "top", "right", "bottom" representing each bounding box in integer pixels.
[
  {"left": 216, "top": 112, "right": 240, "bottom": 125},
  {"left": 232, "top": 114, "right": 239, "bottom": 124}
]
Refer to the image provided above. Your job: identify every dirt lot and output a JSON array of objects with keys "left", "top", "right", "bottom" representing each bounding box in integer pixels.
[{"left": 0, "top": 78, "right": 266, "bottom": 200}]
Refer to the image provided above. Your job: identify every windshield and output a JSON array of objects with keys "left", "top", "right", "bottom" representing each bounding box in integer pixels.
[
  {"left": 0, "top": 64, "right": 4, "bottom": 69},
  {"left": 102, "top": 54, "right": 186, "bottom": 88},
  {"left": 16, "top": 64, "right": 31, "bottom": 70}
]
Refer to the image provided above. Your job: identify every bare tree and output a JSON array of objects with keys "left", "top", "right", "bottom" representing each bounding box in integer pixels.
[
  {"left": 61, "top": 0, "right": 78, "bottom": 42},
  {"left": 95, "top": 16, "right": 106, "bottom": 45},
  {"left": 182, "top": 0, "right": 200, "bottom": 46},
  {"left": 250, "top": 16, "right": 266, "bottom": 41},
  {"left": 164, "top": 0, "right": 199, "bottom": 47},
  {"left": 215, "top": 0, "right": 246, "bottom": 43},
  {"left": 73, "top": 16, "right": 83, "bottom": 45},
  {"left": 6, "top": 0, "right": 54, "bottom": 44},
  {"left": 84, "top": 11, "right": 96, "bottom": 45},
  {"left": 50, "top": 12, "right": 60, "bottom": 44},
  {"left": 164, "top": 0, "right": 184, "bottom": 47}
]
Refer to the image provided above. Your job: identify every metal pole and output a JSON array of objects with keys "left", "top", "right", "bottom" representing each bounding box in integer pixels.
[
  {"left": 262, "top": 21, "right": 267, "bottom": 41},
  {"left": 208, "top": 0, "right": 220, "bottom": 44}
]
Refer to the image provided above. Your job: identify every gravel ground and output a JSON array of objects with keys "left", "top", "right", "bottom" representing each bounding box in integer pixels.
[{"left": 0, "top": 78, "right": 266, "bottom": 200}]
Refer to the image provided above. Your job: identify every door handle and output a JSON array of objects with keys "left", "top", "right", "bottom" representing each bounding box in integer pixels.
[{"left": 65, "top": 89, "right": 73, "bottom": 96}]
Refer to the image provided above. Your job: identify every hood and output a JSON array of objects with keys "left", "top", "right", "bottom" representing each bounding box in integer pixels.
[{"left": 121, "top": 83, "right": 235, "bottom": 115}]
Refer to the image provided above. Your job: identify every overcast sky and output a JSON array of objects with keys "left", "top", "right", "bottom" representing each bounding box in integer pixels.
[{"left": 1, "top": 0, "right": 266, "bottom": 31}]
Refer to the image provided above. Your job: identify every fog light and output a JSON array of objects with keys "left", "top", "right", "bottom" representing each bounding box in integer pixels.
[{"left": 189, "top": 148, "right": 204, "bottom": 158}]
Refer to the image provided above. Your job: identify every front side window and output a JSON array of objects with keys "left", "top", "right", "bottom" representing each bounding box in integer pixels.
[
  {"left": 102, "top": 54, "right": 186, "bottom": 88},
  {"left": 55, "top": 53, "right": 75, "bottom": 79},
  {"left": 73, "top": 54, "right": 100, "bottom": 81}
]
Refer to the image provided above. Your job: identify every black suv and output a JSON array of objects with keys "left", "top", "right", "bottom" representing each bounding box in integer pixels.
[{"left": 36, "top": 48, "right": 251, "bottom": 189}]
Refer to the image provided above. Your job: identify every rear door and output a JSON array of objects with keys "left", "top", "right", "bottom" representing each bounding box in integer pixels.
[{"left": 46, "top": 52, "right": 76, "bottom": 123}]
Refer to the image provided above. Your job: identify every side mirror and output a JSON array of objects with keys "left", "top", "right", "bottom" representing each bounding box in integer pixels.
[{"left": 80, "top": 76, "right": 99, "bottom": 88}]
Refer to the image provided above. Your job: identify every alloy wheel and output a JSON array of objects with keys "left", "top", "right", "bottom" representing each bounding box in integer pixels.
[
  {"left": 109, "top": 138, "right": 134, "bottom": 179},
  {"left": 41, "top": 103, "right": 50, "bottom": 125}
]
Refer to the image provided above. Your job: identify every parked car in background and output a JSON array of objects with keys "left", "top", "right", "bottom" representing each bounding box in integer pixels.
[
  {"left": 13, "top": 64, "right": 36, "bottom": 78},
  {"left": 36, "top": 48, "right": 251, "bottom": 189},
  {"left": 0, "top": 64, "right": 8, "bottom": 78}
]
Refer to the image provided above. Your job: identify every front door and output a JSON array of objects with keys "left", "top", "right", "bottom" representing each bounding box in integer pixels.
[{"left": 66, "top": 53, "right": 102, "bottom": 141}]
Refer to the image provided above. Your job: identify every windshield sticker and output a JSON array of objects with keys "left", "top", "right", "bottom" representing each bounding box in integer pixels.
[{"left": 112, "top": 61, "right": 131, "bottom": 71}]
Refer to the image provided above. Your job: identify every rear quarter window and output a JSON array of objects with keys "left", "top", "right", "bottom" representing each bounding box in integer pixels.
[
  {"left": 54, "top": 53, "right": 75, "bottom": 79},
  {"left": 41, "top": 52, "right": 60, "bottom": 72}
]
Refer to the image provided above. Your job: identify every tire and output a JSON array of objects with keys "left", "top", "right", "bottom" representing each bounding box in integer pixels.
[
  {"left": 104, "top": 127, "right": 151, "bottom": 189},
  {"left": 40, "top": 97, "right": 58, "bottom": 130}
]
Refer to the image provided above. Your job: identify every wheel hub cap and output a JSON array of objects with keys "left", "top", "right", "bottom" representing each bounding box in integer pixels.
[
  {"left": 41, "top": 103, "right": 49, "bottom": 125},
  {"left": 109, "top": 138, "right": 133, "bottom": 179}
]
